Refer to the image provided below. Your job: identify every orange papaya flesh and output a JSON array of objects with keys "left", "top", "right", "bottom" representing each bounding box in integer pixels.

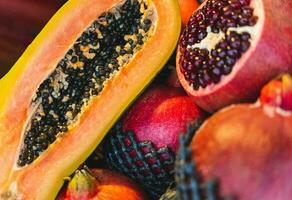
[{"left": 0, "top": 0, "right": 181, "bottom": 199}]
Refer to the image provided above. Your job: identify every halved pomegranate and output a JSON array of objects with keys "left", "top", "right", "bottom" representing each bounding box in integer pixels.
[{"left": 177, "top": 0, "right": 292, "bottom": 112}]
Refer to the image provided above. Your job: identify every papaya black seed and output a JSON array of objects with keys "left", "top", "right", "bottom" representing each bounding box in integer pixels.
[{"left": 18, "top": 0, "right": 154, "bottom": 167}]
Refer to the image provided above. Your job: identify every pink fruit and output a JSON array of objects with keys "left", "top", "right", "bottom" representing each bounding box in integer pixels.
[
  {"left": 190, "top": 74, "right": 292, "bottom": 200},
  {"left": 105, "top": 84, "right": 204, "bottom": 198},
  {"left": 176, "top": 0, "right": 292, "bottom": 112},
  {"left": 122, "top": 84, "right": 204, "bottom": 152}
]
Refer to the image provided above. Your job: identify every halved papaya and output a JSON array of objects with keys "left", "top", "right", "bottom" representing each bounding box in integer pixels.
[{"left": 0, "top": 0, "right": 181, "bottom": 199}]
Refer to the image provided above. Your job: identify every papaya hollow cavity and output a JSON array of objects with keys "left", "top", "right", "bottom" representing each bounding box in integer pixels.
[
  {"left": 17, "top": 0, "right": 157, "bottom": 167},
  {"left": 179, "top": 0, "right": 259, "bottom": 90}
]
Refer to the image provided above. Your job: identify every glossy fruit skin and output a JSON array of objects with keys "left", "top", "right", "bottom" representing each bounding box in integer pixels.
[
  {"left": 122, "top": 84, "right": 205, "bottom": 152},
  {"left": 0, "top": 0, "right": 181, "bottom": 199},
  {"left": 177, "top": 0, "right": 292, "bottom": 112},
  {"left": 191, "top": 101, "right": 292, "bottom": 200},
  {"left": 178, "top": 0, "right": 200, "bottom": 26},
  {"left": 260, "top": 74, "right": 292, "bottom": 111},
  {"left": 57, "top": 168, "right": 146, "bottom": 200}
]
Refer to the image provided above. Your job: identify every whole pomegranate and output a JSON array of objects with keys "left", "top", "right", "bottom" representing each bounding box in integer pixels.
[
  {"left": 190, "top": 74, "right": 292, "bottom": 200},
  {"left": 57, "top": 168, "right": 146, "bottom": 200},
  {"left": 177, "top": 0, "right": 292, "bottom": 112},
  {"left": 105, "top": 84, "right": 204, "bottom": 198}
]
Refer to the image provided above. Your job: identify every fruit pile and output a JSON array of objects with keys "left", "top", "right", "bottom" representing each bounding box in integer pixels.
[{"left": 0, "top": 0, "right": 291, "bottom": 199}]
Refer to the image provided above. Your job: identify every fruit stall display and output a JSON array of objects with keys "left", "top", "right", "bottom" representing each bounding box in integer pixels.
[{"left": 0, "top": 0, "right": 291, "bottom": 199}]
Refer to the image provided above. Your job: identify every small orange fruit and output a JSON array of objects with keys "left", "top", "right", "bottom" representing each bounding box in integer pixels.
[
  {"left": 57, "top": 168, "right": 147, "bottom": 200},
  {"left": 178, "top": 0, "right": 201, "bottom": 26}
]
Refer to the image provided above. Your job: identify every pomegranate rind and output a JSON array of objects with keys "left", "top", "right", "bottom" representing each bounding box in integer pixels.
[
  {"left": 177, "top": 0, "right": 292, "bottom": 112},
  {"left": 191, "top": 104, "right": 292, "bottom": 200}
]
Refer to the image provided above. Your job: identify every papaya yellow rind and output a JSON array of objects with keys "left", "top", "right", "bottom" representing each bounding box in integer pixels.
[
  {"left": 0, "top": 0, "right": 74, "bottom": 143},
  {"left": 0, "top": 0, "right": 125, "bottom": 145},
  {"left": 0, "top": 0, "right": 181, "bottom": 199}
]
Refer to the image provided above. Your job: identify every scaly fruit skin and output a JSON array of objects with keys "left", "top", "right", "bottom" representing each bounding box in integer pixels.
[
  {"left": 178, "top": 0, "right": 200, "bottom": 27},
  {"left": 191, "top": 75, "right": 292, "bottom": 200},
  {"left": 122, "top": 84, "right": 205, "bottom": 152},
  {"left": 57, "top": 168, "right": 146, "bottom": 200},
  {"left": 177, "top": 0, "right": 292, "bottom": 112}
]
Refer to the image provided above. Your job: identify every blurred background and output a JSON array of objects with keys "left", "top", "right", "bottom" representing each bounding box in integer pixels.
[{"left": 0, "top": 0, "right": 67, "bottom": 78}]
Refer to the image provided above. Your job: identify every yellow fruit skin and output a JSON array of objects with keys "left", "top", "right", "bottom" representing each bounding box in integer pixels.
[{"left": 0, "top": 0, "right": 181, "bottom": 199}]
